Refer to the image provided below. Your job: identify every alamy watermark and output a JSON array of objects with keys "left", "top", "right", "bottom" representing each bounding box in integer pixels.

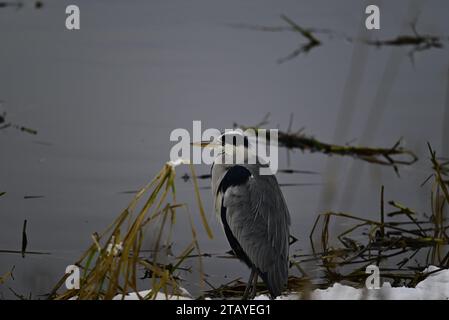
[
  {"left": 365, "top": 5, "right": 380, "bottom": 30},
  {"left": 65, "top": 5, "right": 80, "bottom": 30},
  {"left": 365, "top": 265, "right": 381, "bottom": 289},
  {"left": 169, "top": 121, "right": 279, "bottom": 175},
  {"left": 65, "top": 265, "right": 80, "bottom": 290}
]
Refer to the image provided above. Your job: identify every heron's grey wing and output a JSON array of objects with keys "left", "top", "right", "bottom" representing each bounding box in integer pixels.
[{"left": 221, "top": 170, "right": 291, "bottom": 297}]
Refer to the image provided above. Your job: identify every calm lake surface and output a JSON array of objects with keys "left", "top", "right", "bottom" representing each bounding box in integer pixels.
[{"left": 1, "top": 0, "right": 448, "bottom": 298}]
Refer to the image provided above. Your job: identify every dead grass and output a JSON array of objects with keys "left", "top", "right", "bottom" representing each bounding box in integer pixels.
[{"left": 48, "top": 163, "right": 213, "bottom": 300}]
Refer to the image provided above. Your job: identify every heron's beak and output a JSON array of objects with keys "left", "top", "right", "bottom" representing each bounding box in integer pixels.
[{"left": 191, "top": 140, "right": 219, "bottom": 148}]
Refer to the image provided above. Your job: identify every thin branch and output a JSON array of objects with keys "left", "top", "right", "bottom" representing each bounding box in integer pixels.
[{"left": 236, "top": 118, "right": 418, "bottom": 171}]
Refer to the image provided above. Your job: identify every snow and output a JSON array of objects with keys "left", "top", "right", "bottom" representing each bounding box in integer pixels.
[
  {"left": 257, "top": 266, "right": 449, "bottom": 300},
  {"left": 114, "top": 266, "right": 449, "bottom": 300}
]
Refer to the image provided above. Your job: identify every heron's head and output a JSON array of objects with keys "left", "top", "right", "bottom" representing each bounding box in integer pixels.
[
  {"left": 194, "top": 130, "right": 255, "bottom": 165},
  {"left": 217, "top": 131, "right": 250, "bottom": 149},
  {"left": 194, "top": 130, "right": 249, "bottom": 148}
]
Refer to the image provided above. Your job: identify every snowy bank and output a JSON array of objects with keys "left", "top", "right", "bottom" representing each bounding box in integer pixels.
[
  {"left": 256, "top": 266, "right": 449, "bottom": 300},
  {"left": 116, "top": 266, "right": 449, "bottom": 300}
]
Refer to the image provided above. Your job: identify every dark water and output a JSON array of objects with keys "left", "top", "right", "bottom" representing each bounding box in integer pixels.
[{"left": 1, "top": 0, "right": 448, "bottom": 299}]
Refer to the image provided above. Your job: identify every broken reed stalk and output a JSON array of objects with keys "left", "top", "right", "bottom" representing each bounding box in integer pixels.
[
  {"left": 233, "top": 16, "right": 447, "bottom": 63},
  {"left": 305, "top": 146, "right": 448, "bottom": 287},
  {"left": 0, "top": 122, "right": 37, "bottom": 135},
  {"left": 49, "top": 162, "right": 212, "bottom": 300},
  {"left": 236, "top": 123, "right": 418, "bottom": 172},
  {"left": 277, "top": 15, "right": 321, "bottom": 63}
]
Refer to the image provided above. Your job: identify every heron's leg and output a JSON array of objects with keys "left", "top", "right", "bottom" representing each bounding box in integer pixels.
[
  {"left": 242, "top": 268, "right": 256, "bottom": 300},
  {"left": 248, "top": 270, "right": 258, "bottom": 300}
]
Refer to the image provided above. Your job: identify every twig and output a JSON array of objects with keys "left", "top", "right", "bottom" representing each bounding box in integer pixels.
[{"left": 236, "top": 119, "right": 418, "bottom": 171}]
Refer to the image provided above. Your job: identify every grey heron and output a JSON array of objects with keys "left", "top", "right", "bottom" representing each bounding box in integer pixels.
[{"left": 201, "top": 131, "right": 291, "bottom": 299}]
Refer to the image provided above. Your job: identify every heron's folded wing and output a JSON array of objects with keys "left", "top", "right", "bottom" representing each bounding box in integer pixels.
[{"left": 222, "top": 173, "right": 290, "bottom": 296}]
